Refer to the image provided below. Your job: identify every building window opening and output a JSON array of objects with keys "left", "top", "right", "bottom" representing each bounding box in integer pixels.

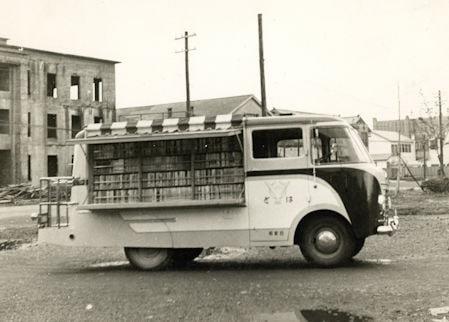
[
  {"left": 47, "top": 113, "right": 57, "bottom": 138},
  {"left": 93, "top": 78, "right": 103, "bottom": 102},
  {"left": 71, "top": 115, "right": 82, "bottom": 138},
  {"left": 47, "top": 73, "right": 57, "bottom": 98},
  {"left": 70, "top": 75, "right": 80, "bottom": 100},
  {"left": 0, "top": 67, "right": 9, "bottom": 92},
  {"left": 0, "top": 109, "right": 9, "bottom": 134},
  {"left": 94, "top": 116, "right": 103, "bottom": 123},
  {"left": 252, "top": 128, "right": 304, "bottom": 159},
  {"left": 27, "top": 112, "right": 31, "bottom": 137},
  {"left": 392, "top": 143, "right": 411, "bottom": 155},
  {"left": 28, "top": 155, "right": 31, "bottom": 181},
  {"left": 27, "top": 70, "right": 31, "bottom": 95},
  {"left": 47, "top": 155, "right": 58, "bottom": 177},
  {"left": 167, "top": 108, "right": 173, "bottom": 118}
]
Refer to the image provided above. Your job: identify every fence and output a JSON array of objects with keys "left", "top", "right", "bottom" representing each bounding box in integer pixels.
[{"left": 387, "top": 165, "right": 449, "bottom": 180}]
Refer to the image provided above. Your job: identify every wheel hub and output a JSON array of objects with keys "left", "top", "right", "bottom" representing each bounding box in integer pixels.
[
  {"left": 315, "top": 230, "right": 339, "bottom": 254},
  {"left": 140, "top": 248, "right": 164, "bottom": 259}
]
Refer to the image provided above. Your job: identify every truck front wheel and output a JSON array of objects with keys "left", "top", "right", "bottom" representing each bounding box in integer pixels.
[
  {"left": 299, "top": 215, "right": 356, "bottom": 267},
  {"left": 124, "top": 247, "right": 172, "bottom": 271}
]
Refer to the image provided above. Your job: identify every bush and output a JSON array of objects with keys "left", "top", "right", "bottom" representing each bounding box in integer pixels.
[{"left": 421, "top": 177, "right": 449, "bottom": 193}]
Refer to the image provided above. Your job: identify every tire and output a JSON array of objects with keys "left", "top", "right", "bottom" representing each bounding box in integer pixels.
[
  {"left": 352, "top": 238, "right": 365, "bottom": 257},
  {"left": 299, "top": 215, "right": 356, "bottom": 267},
  {"left": 124, "top": 247, "right": 173, "bottom": 271},
  {"left": 172, "top": 248, "right": 203, "bottom": 266}
]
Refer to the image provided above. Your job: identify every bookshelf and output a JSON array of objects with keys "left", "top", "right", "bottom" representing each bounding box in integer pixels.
[{"left": 89, "top": 135, "right": 245, "bottom": 205}]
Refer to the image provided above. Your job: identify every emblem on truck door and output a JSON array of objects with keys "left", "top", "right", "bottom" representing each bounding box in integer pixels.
[{"left": 264, "top": 181, "right": 291, "bottom": 205}]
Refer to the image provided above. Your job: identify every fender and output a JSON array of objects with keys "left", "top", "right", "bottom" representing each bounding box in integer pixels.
[{"left": 287, "top": 203, "right": 350, "bottom": 245}]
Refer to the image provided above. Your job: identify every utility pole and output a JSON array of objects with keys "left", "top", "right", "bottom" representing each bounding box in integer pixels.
[
  {"left": 396, "top": 83, "right": 401, "bottom": 195},
  {"left": 258, "top": 14, "right": 267, "bottom": 116},
  {"left": 438, "top": 90, "right": 445, "bottom": 176},
  {"left": 175, "top": 31, "right": 196, "bottom": 117},
  {"left": 423, "top": 137, "right": 427, "bottom": 180}
]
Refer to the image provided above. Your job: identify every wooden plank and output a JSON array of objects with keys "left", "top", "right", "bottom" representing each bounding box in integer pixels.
[{"left": 77, "top": 198, "right": 246, "bottom": 210}]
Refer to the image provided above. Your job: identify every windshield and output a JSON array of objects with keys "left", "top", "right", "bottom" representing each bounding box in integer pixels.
[{"left": 312, "top": 126, "right": 372, "bottom": 164}]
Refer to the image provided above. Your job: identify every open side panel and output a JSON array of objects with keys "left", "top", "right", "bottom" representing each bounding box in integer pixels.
[{"left": 85, "top": 134, "right": 245, "bottom": 209}]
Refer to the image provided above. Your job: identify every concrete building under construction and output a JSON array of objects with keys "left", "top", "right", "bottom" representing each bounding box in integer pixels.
[{"left": 0, "top": 37, "right": 118, "bottom": 185}]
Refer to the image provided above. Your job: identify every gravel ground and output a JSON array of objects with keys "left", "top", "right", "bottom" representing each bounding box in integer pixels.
[
  {"left": 0, "top": 193, "right": 449, "bottom": 321},
  {"left": 0, "top": 214, "right": 448, "bottom": 321}
]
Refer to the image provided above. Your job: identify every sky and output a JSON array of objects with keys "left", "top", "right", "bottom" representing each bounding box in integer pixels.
[{"left": 2, "top": 0, "right": 449, "bottom": 126}]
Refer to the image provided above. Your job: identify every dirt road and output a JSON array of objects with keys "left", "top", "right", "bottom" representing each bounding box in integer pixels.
[{"left": 0, "top": 209, "right": 448, "bottom": 321}]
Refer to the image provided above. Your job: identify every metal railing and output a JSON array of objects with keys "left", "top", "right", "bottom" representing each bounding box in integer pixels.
[{"left": 38, "top": 177, "right": 75, "bottom": 228}]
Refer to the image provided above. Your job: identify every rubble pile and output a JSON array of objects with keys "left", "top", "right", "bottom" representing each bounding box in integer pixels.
[
  {"left": 0, "top": 239, "right": 21, "bottom": 251},
  {"left": 0, "top": 182, "right": 72, "bottom": 205},
  {"left": 0, "top": 184, "right": 48, "bottom": 204}
]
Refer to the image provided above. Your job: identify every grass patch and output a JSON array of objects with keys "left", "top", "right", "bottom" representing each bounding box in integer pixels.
[{"left": 393, "top": 190, "right": 449, "bottom": 216}]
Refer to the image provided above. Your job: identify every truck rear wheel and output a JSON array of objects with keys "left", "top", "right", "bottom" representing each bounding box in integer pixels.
[
  {"left": 299, "top": 215, "right": 355, "bottom": 267},
  {"left": 124, "top": 247, "right": 172, "bottom": 271}
]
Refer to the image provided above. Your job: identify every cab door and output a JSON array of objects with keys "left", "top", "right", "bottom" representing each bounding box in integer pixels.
[{"left": 245, "top": 125, "right": 311, "bottom": 245}]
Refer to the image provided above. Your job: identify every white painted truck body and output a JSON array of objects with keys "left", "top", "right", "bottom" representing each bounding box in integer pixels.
[{"left": 37, "top": 114, "right": 396, "bottom": 249}]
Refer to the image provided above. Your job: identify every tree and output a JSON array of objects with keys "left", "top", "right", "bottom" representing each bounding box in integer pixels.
[{"left": 418, "top": 90, "right": 448, "bottom": 177}]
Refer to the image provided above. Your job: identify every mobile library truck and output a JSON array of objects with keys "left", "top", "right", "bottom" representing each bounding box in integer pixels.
[{"left": 34, "top": 113, "right": 398, "bottom": 269}]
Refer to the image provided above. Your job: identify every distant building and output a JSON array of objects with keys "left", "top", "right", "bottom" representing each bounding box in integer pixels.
[
  {"left": 372, "top": 116, "right": 442, "bottom": 162},
  {"left": 369, "top": 130, "right": 416, "bottom": 169},
  {"left": 117, "top": 94, "right": 262, "bottom": 121},
  {"left": 341, "top": 115, "right": 371, "bottom": 148},
  {"left": 0, "top": 37, "right": 118, "bottom": 185}
]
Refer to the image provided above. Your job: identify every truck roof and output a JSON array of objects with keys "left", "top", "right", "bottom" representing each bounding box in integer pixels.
[{"left": 69, "top": 114, "right": 347, "bottom": 145}]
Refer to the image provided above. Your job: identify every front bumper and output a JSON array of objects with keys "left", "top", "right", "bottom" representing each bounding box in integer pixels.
[{"left": 376, "top": 210, "right": 399, "bottom": 236}]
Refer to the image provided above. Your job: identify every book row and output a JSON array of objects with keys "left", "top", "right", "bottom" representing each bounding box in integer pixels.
[
  {"left": 194, "top": 152, "right": 243, "bottom": 168},
  {"left": 93, "top": 143, "right": 140, "bottom": 160},
  {"left": 92, "top": 184, "right": 244, "bottom": 204},
  {"left": 93, "top": 174, "right": 139, "bottom": 190},
  {"left": 194, "top": 184, "right": 244, "bottom": 201},
  {"left": 93, "top": 167, "right": 245, "bottom": 191},
  {"left": 141, "top": 137, "right": 241, "bottom": 156},
  {"left": 93, "top": 153, "right": 243, "bottom": 175},
  {"left": 93, "top": 189, "right": 140, "bottom": 203},
  {"left": 194, "top": 168, "right": 244, "bottom": 185},
  {"left": 141, "top": 155, "right": 191, "bottom": 171},
  {"left": 142, "top": 171, "right": 192, "bottom": 188},
  {"left": 92, "top": 137, "right": 242, "bottom": 161}
]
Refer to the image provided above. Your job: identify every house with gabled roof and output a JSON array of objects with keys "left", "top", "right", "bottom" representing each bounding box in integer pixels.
[
  {"left": 369, "top": 130, "right": 417, "bottom": 168},
  {"left": 341, "top": 115, "right": 371, "bottom": 148}
]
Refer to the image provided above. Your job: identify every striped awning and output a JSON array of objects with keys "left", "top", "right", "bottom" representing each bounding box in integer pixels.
[{"left": 69, "top": 114, "right": 244, "bottom": 144}]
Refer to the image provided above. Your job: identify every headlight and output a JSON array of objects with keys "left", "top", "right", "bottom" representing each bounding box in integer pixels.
[{"left": 378, "top": 194, "right": 385, "bottom": 205}]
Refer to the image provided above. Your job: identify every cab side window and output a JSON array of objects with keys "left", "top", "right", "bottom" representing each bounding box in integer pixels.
[{"left": 252, "top": 128, "right": 304, "bottom": 159}]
